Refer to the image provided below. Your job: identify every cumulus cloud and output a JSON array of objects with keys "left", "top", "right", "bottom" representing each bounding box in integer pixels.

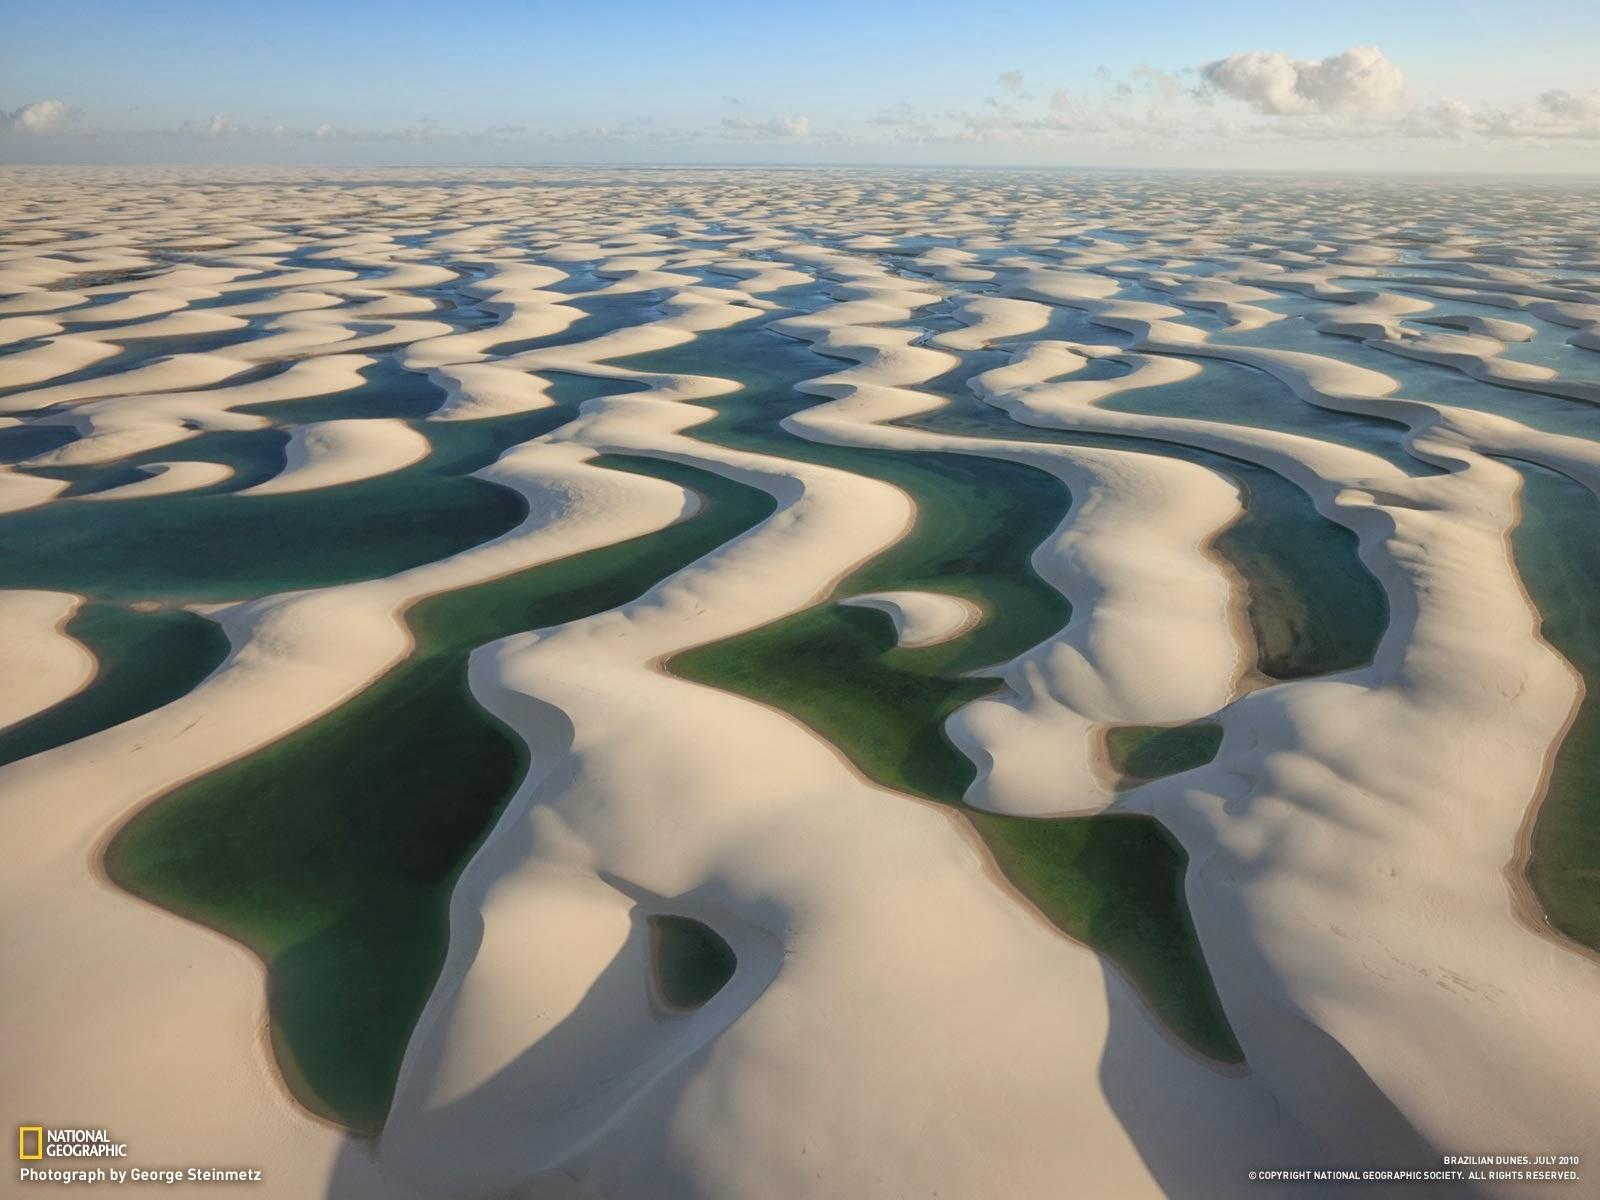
[
  {"left": 1414, "top": 89, "right": 1600, "bottom": 140},
  {"left": 1201, "top": 46, "right": 1403, "bottom": 115},
  {"left": 997, "top": 70, "right": 1024, "bottom": 94},
  {"left": 1536, "top": 88, "right": 1600, "bottom": 122},
  {"left": 1403, "top": 98, "right": 1480, "bottom": 140},
  {"left": 1, "top": 98, "right": 71, "bottom": 135},
  {"left": 722, "top": 114, "right": 810, "bottom": 138},
  {"left": 1518, "top": 88, "right": 1600, "bottom": 136}
]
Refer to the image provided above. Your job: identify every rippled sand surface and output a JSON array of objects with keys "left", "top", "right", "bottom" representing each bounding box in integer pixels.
[{"left": 3, "top": 167, "right": 1598, "bottom": 1198}]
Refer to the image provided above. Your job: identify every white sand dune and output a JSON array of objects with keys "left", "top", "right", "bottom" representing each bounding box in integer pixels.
[
  {"left": 381, "top": 320, "right": 1312, "bottom": 1200},
  {"left": 0, "top": 336, "right": 120, "bottom": 392},
  {"left": 0, "top": 313, "right": 69, "bottom": 344},
  {"left": 962, "top": 231, "right": 1600, "bottom": 1174},
  {"left": 0, "top": 465, "right": 69, "bottom": 514},
  {"left": 241, "top": 418, "right": 430, "bottom": 495},
  {"left": 0, "top": 439, "right": 706, "bottom": 1199},
  {"left": 2, "top": 166, "right": 1599, "bottom": 1200},
  {"left": 0, "top": 590, "right": 93, "bottom": 732},
  {"left": 2, "top": 350, "right": 258, "bottom": 416},
  {"left": 21, "top": 355, "right": 374, "bottom": 466},
  {"left": 840, "top": 589, "right": 982, "bottom": 647},
  {"left": 927, "top": 295, "right": 1050, "bottom": 349},
  {"left": 78, "top": 460, "right": 234, "bottom": 500},
  {"left": 759, "top": 275, "right": 1251, "bottom": 811},
  {"left": 426, "top": 361, "right": 568, "bottom": 420}
]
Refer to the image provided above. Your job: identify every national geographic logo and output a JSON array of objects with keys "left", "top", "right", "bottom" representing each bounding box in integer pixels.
[{"left": 18, "top": 1126, "right": 128, "bottom": 1160}]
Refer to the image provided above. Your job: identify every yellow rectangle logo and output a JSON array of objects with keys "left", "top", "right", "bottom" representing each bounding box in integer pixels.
[{"left": 19, "top": 1126, "right": 43, "bottom": 1160}]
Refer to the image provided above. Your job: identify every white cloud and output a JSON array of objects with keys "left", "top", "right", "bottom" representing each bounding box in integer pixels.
[
  {"left": 1402, "top": 89, "right": 1600, "bottom": 141},
  {"left": 206, "top": 113, "right": 240, "bottom": 139},
  {"left": 997, "top": 70, "right": 1024, "bottom": 94},
  {"left": 1201, "top": 46, "right": 1403, "bottom": 116},
  {"left": 722, "top": 114, "right": 810, "bottom": 138},
  {"left": 1403, "top": 98, "right": 1479, "bottom": 140},
  {"left": 1, "top": 98, "right": 70, "bottom": 135},
  {"left": 1535, "top": 89, "right": 1600, "bottom": 123},
  {"left": 1395, "top": 87, "right": 1600, "bottom": 141},
  {"left": 1131, "top": 64, "right": 1186, "bottom": 105},
  {"left": 1511, "top": 89, "right": 1600, "bottom": 137}
]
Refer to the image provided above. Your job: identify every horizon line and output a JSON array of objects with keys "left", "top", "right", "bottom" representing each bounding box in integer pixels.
[{"left": 3, "top": 159, "right": 1598, "bottom": 179}]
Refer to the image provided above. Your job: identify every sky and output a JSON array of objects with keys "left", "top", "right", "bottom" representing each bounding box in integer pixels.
[{"left": 3, "top": 0, "right": 1599, "bottom": 172}]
